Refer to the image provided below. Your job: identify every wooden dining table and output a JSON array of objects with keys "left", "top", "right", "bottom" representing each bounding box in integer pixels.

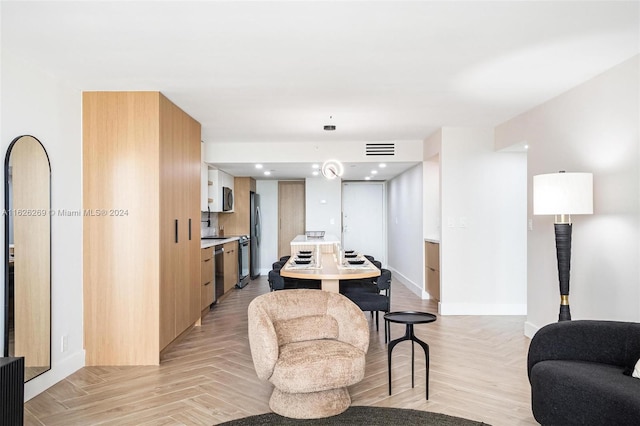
[{"left": 280, "top": 252, "right": 381, "bottom": 293}]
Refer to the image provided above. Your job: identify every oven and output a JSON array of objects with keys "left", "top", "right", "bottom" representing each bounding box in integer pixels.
[{"left": 237, "top": 235, "right": 250, "bottom": 288}]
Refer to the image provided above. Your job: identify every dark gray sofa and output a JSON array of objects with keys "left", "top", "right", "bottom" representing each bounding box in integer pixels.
[{"left": 527, "top": 320, "right": 640, "bottom": 426}]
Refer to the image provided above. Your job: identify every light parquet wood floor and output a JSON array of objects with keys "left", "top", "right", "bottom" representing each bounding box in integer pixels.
[{"left": 25, "top": 277, "right": 538, "bottom": 425}]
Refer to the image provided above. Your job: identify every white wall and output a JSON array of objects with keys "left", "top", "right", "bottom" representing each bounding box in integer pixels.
[
  {"left": 1, "top": 49, "right": 84, "bottom": 399},
  {"left": 256, "top": 178, "right": 342, "bottom": 272},
  {"left": 255, "top": 180, "right": 278, "bottom": 274},
  {"left": 387, "top": 164, "right": 424, "bottom": 295},
  {"left": 305, "top": 177, "right": 341, "bottom": 237},
  {"left": 440, "top": 127, "right": 527, "bottom": 315},
  {"left": 496, "top": 55, "right": 640, "bottom": 336},
  {"left": 423, "top": 130, "right": 441, "bottom": 241}
]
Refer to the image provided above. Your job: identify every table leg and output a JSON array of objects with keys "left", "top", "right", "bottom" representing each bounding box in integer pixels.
[
  {"left": 387, "top": 323, "right": 412, "bottom": 395},
  {"left": 321, "top": 278, "right": 339, "bottom": 293},
  {"left": 411, "top": 337, "right": 415, "bottom": 388},
  {"left": 411, "top": 335, "right": 431, "bottom": 400},
  {"left": 386, "top": 322, "right": 431, "bottom": 400},
  {"left": 385, "top": 318, "right": 389, "bottom": 343}
]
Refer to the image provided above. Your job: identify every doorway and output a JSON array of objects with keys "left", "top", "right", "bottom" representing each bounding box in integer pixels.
[
  {"left": 342, "top": 182, "right": 385, "bottom": 265},
  {"left": 278, "top": 181, "right": 305, "bottom": 258}
]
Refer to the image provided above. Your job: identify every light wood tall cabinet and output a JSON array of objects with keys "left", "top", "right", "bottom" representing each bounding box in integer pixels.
[
  {"left": 425, "top": 241, "right": 440, "bottom": 301},
  {"left": 83, "top": 92, "right": 201, "bottom": 366}
]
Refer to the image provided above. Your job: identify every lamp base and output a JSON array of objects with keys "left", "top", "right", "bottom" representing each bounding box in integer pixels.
[
  {"left": 559, "top": 303, "right": 571, "bottom": 322},
  {"left": 555, "top": 223, "right": 572, "bottom": 322}
]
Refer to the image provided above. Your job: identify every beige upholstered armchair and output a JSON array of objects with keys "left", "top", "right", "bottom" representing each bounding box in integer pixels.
[{"left": 248, "top": 289, "right": 370, "bottom": 419}]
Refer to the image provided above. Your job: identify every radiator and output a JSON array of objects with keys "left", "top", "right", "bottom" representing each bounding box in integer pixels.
[{"left": 0, "top": 357, "right": 24, "bottom": 426}]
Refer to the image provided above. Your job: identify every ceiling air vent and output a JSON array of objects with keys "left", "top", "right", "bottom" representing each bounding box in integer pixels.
[{"left": 365, "top": 143, "right": 395, "bottom": 156}]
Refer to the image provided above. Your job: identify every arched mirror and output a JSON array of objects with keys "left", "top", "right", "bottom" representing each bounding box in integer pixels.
[{"left": 4, "top": 135, "right": 51, "bottom": 382}]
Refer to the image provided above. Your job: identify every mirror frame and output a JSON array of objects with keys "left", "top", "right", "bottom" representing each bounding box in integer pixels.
[{"left": 3, "top": 135, "right": 52, "bottom": 382}]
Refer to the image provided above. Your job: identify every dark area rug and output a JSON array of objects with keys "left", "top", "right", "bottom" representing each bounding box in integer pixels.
[{"left": 217, "top": 406, "right": 490, "bottom": 425}]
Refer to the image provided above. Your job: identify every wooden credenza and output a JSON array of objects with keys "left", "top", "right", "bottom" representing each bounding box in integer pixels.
[
  {"left": 424, "top": 241, "right": 440, "bottom": 301},
  {"left": 83, "top": 91, "right": 201, "bottom": 365}
]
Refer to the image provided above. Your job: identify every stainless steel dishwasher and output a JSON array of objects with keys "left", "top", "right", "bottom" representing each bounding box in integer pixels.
[{"left": 214, "top": 245, "right": 224, "bottom": 302}]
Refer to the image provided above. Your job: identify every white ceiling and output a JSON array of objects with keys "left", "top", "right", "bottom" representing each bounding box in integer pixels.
[
  {"left": 2, "top": 1, "right": 639, "bottom": 180},
  {"left": 212, "top": 161, "right": 419, "bottom": 181}
]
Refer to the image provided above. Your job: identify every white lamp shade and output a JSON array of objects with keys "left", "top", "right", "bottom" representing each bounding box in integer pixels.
[{"left": 533, "top": 172, "right": 593, "bottom": 215}]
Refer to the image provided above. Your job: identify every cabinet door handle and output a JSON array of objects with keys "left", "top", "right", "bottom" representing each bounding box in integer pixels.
[
  {"left": 204, "top": 281, "right": 211, "bottom": 286},
  {"left": 175, "top": 219, "right": 179, "bottom": 243},
  {"left": 189, "top": 218, "right": 192, "bottom": 240},
  {"left": 204, "top": 258, "right": 212, "bottom": 263}
]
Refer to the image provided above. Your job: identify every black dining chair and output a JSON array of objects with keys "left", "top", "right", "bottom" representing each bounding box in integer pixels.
[
  {"left": 271, "top": 259, "right": 319, "bottom": 290},
  {"left": 340, "top": 254, "right": 381, "bottom": 293},
  {"left": 344, "top": 269, "right": 392, "bottom": 342},
  {"left": 295, "top": 278, "right": 322, "bottom": 290},
  {"left": 267, "top": 269, "right": 286, "bottom": 291}
]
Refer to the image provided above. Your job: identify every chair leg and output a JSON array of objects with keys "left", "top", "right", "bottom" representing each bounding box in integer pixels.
[{"left": 375, "top": 311, "right": 379, "bottom": 331}]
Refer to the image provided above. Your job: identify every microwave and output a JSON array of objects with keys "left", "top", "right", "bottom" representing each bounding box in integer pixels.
[{"left": 222, "top": 186, "right": 233, "bottom": 211}]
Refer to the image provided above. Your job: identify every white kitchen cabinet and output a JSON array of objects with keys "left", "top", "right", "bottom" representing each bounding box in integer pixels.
[
  {"left": 201, "top": 143, "right": 213, "bottom": 212},
  {"left": 209, "top": 169, "right": 234, "bottom": 213},
  {"left": 201, "top": 163, "right": 213, "bottom": 212}
]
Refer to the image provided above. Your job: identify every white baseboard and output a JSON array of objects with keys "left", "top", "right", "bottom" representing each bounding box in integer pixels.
[
  {"left": 524, "top": 321, "right": 540, "bottom": 338},
  {"left": 439, "top": 302, "right": 527, "bottom": 316},
  {"left": 25, "top": 349, "right": 85, "bottom": 401},
  {"left": 387, "top": 267, "right": 526, "bottom": 316},
  {"left": 386, "top": 266, "right": 424, "bottom": 299}
]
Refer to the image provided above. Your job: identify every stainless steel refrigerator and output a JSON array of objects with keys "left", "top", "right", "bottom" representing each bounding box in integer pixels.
[{"left": 250, "top": 192, "right": 261, "bottom": 279}]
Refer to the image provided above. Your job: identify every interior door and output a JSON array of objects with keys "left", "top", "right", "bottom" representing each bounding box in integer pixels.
[
  {"left": 278, "top": 181, "right": 305, "bottom": 258},
  {"left": 342, "top": 182, "right": 385, "bottom": 264}
]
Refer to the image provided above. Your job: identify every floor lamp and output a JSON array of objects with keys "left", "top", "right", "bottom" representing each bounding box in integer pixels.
[{"left": 533, "top": 171, "right": 593, "bottom": 321}]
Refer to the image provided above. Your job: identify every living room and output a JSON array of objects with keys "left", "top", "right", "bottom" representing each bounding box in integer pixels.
[{"left": 1, "top": 1, "right": 639, "bottom": 424}]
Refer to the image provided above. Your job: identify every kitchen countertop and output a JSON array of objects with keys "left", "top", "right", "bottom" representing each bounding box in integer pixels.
[{"left": 201, "top": 236, "right": 239, "bottom": 249}]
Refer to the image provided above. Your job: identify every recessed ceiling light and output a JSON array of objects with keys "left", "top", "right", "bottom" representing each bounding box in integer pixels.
[
  {"left": 312, "top": 171, "right": 319, "bottom": 176},
  {"left": 371, "top": 170, "right": 378, "bottom": 175},
  {"left": 379, "top": 163, "right": 387, "bottom": 168},
  {"left": 312, "top": 164, "right": 320, "bottom": 169},
  {"left": 524, "top": 144, "right": 529, "bottom": 150},
  {"left": 255, "top": 164, "right": 263, "bottom": 169},
  {"left": 264, "top": 171, "right": 271, "bottom": 176}
]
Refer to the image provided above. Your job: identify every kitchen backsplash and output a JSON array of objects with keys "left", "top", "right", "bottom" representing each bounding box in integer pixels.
[{"left": 200, "top": 211, "right": 218, "bottom": 237}]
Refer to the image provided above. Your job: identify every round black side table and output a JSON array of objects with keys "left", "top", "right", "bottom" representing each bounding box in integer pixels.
[{"left": 384, "top": 311, "right": 437, "bottom": 400}]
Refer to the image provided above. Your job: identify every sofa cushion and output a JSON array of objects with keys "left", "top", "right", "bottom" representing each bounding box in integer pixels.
[
  {"left": 531, "top": 360, "right": 640, "bottom": 426},
  {"left": 270, "top": 339, "right": 366, "bottom": 394},
  {"left": 274, "top": 314, "right": 339, "bottom": 345}
]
